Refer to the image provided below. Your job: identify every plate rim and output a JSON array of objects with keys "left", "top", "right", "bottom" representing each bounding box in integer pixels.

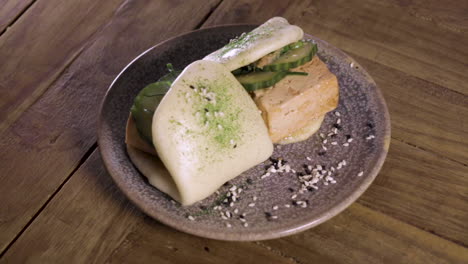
[{"left": 97, "top": 24, "right": 391, "bottom": 241}]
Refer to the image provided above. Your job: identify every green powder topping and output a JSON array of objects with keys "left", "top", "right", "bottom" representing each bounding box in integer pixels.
[
  {"left": 189, "top": 76, "right": 242, "bottom": 150},
  {"left": 217, "top": 28, "right": 274, "bottom": 57}
]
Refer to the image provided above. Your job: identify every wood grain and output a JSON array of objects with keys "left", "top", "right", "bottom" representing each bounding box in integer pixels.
[
  {"left": 352, "top": 52, "right": 468, "bottom": 164},
  {"left": 204, "top": 0, "right": 468, "bottom": 95},
  {"left": 2, "top": 150, "right": 466, "bottom": 263},
  {"left": 0, "top": 0, "right": 35, "bottom": 34},
  {"left": 1, "top": 0, "right": 467, "bottom": 262},
  {"left": 0, "top": 0, "right": 220, "bottom": 253},
  {"left": 359, "top": 139, "right": 468, "bottom": 246},
  {"left": 261, "top": 203, "right": 468, "bottom": 264},
  {"left": 0, "top": 0, "right": 125, "bottom": 132},
  {"left": 203, "top": 0, "right": 468, "bottom": 164},
  {"left": 0, "top": 151, "right": 296, "bottom": 264}
]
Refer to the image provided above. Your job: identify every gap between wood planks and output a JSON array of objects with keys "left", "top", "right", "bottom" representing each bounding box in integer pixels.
[
  {"left": 392, "top": 136, "right": 467, "bottom": 168},
  {"left": 0, "top": 0, "right": 127, "bottom": 134},
  {"left": 1, "top": 0, "right": 465, "bottom": 257},
  {"left": 0, "top": 0, "right": 38, "bottom": 37},
  {"left": 356, "top": 200, "right": 468, "bottom": 248},
  {"left": 0, "top": 142, "right": 98, "bottom": 258}
]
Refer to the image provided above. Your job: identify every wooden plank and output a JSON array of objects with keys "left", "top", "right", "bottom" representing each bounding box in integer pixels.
[
  {"left": 0, "top": 0, "right": 125, "bottom": 132},
  {"left": 359, "top": 139, "right": 468, "bottom": 246},
  {"left": 0, "top": 151, "right": 296, "bottom": 264},
  {"left": 261, "top": 203, "right": 468, "bottom": 264},
  {"left": 204, "top": 0, "right": 468, "bottom": 95},
  {"left": 203, "top": 0, "right": 468, "bottom": 164},
  {"left": 0, "top": 0, "right": 35, "bottom": 33},
  {"left": 352, "top": 52, "right": 468, "bottom": 164},
  {"left": 3, "top": 151, "right": 466, "bottom": 263},
  {"left": 0, "top": 0, "right": 221, "bottom": 252}
]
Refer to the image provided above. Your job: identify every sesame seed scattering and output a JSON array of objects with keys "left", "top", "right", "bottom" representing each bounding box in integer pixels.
[{"left": 173, "top": 109, "right": 376, "bottom": 228}]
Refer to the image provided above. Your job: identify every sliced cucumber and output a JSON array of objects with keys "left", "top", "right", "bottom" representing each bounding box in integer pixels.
[
  {"left": 262, "top": 41, "right": 317, "bottom": 71},
  {"left": 131, "top": 64, "right": 181, "bottom": 143},
  {"left": 236, "top": 71, "right": 288, "bottom": 91},
  {"left": 131, "top": 81, "right": 171, "bottom": 143},
  {"left": 158, "top": 63, "right": 181, "bottom": 83}
]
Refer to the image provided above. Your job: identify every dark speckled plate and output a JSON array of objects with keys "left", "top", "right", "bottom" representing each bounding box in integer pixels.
[{"left": 98, "top": 25, "right": 390, "bottom": 241}]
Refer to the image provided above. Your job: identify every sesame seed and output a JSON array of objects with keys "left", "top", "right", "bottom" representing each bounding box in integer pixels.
[
  {"left": 347, "top": 138, "right": 353, "bottom": 143},
  {"left": 273, "top": 205, "right": 279, "bottom": 210},
  {"left": 248, "top": 203, "right": 256, "bottom": 207},
  {"left": 170, "top": 200, "right": 176, "bottom": 204},
  {"left": 225, "top": 211, "right": 231, "bottom": 218},
  {"left": 238, "top": 188, "right": 243, "bottom": 193},
  {"left": 331, "top": 142, "right": 338, "bottom": 145},
  {"left": 291, "top": 194, "right": 297, "bottom": 199},
  {"left": 188, "top": 215, "right": 195, "bottom": 221},
  {"left": 229, "top": 202, "right": 234, "bottom": 207},
  {"left": 271, "top": 215, "right": 278, "bottom": 219},
  {"left": 366, "top": 135, "right": 375, "bottom": 140},
  {"left": 217, "top": 124, "right": 223, "bottom": 130},
  {"left": 241, "top": 213, "right": 247, "bottom": 217},
  {"left": 253, "top": 196, "right": 258, "bottom": 201},
  {"left": 232, "top": 196, "right": 237, "bottom": 202},
  {"left": 306, "top": 156, "right": 312, "bottom": 161},
  {"left": 320, "top": 133, "right": 325, "bottom": 138},
  {"left": 239, "top": 218, "right": 246, "bottom": 222},
  {"left": 229, "top": 186, "right": 237, "bottom": 191},
  {"left": 335, "top": 111, "right": 341, "bottom": 117},
  {"left": 226, "top": 223, "right": 232, "bottom": 228},
  {"left": 323, "top": 139, "right": 328, "bottom": 144},
  {"left": 234, "top": 208, "right": 239, "bottom": 214},
  {"left": 285, "top": 204, "right": 291, "bottom": 208},
  {"left": 243, "top": 222, "right": 249, "bottom": 227},
  {"left": 337, "top": 119, "right": 341, "bottom": 124},
  {"left": 350, "top": 62, "right": 354, "bottom": 67},
  {"left": 221, "top": 215, "right": 227, "bottom": 220},
  {"left": 343, "top": 143, "right": 350, "bottom": 147},
  {"left": 230, "top": 139, "right": 235, "bottom": 145},
  {"left": 322, "top": 145, "right": 327, "bottom": 150},
  {"left": 358, "top": 171, "right": 364, "bottom": 177}
]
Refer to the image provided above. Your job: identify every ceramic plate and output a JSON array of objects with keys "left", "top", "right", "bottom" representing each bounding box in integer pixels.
[{"left": 98, "top": 25, "right": 390, "bottom": 241}]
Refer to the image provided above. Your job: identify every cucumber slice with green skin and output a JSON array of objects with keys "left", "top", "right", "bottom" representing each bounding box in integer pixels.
[
  {"left": 131, "top": 81, "right": 172, "bottom": 143},
  {"left": 262, "top": 42, "right": 317, "bottom": 71},
  {"left": 158, "top": 63, "right": 181, "bottom": 83},
  {"left": 279, "top": 40, "right": 305, "bottom": 55},
  {"left": 236, "top": 71, "right": 288, "bottom": 91},
  {"left": 131, "top": 63, "right": 181, "bottom": 143}
]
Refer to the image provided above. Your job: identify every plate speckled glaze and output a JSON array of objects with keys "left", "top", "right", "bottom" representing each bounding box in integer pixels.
[{"left": 98, "top": 25, "right": 390, "bottom": 241}]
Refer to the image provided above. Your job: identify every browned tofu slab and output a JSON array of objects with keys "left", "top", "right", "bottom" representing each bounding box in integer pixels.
[{"left": 253, "top": 56, "right": 339, "bottom": 142}]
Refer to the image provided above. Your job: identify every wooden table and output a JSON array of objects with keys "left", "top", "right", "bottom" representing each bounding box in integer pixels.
[{"left": 1, "top": 0, "right": 467, "bottom": 263}]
